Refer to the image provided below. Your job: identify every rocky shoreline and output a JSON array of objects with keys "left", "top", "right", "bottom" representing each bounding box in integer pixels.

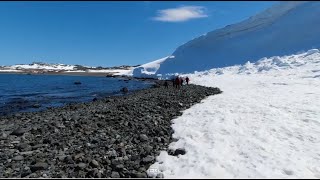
[{"left": 0, "top": 84, "right": 222, "bottom": 178}]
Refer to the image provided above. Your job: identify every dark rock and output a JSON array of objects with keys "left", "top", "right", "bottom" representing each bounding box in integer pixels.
[
  {"left": 13, "top": 155, "right": 24, "bottom": 161},
  {"left": 10, "top": 128, "right": 26, "bottom": 136},
  {"left": 57, "top": 155, "right": 67, "bottom": 161},
  {"left": 16, "top": 143, "right": 29, "bottom": 151},
  {"left": 32, "top": 104, "right": 41, "bottom": 108},
  {"left": 120, "top": 87, "right": 128, "bottom": 93},
  {"left": 116, "top": 164, "right": 124, "bottom": 170},
  {"left": 90, "top": 159, "right": 99, "bottom": 168},
  {"left": 111, "top": 171, "right": 120, "bottom": 178},
  {"left": 74, "top": 81, "right": 82, "bottom": 85},
  {"left": 174, "top": 148, "right": 186, "bottom": 156},
  {"left": 30, "top": 162, "right": 48, "bottom": 172},
  {"left": 74, "top": 153, "right": 85, "bottom": 160},
  {"left": 142, "top": 155, "right": 154, "bottom": 163},
  {"left": 43, "top": 138, "right": 51, "bottom": 144},
  {"left": 20, "top": 151, "right": 34, "bottom": 156},
  {"left": 152, "top": 84, "right": 161, "bottom": 88},
  {"left": 133, "top": 172, "right": 147, "bottom": 178},
  {"left": 76, "top": 163, "right": 87, "bottom": 169},
  {"left": 32, "top": 144, "right": 43, "bottom": 150},
  {"left": 156, "top": 173, "right": 164, "bottom": 178},
  {"left": 139, "top": 134, "right": 148, "bottom": 142},
  {"left": 91, "top": 139, "right": 99, "bottom": 144}
]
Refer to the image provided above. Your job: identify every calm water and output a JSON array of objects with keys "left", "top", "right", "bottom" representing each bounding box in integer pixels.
[{"left": 0, "top": 74, "right": 153, "bottom": 115}]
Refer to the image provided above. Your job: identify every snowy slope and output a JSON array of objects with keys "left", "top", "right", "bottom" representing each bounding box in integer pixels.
[
  {"left": 155, "top": 1, "right": 320, "bottom": 75},
  {"left": 132, "top": 56, "right": 173, "bottom": 78},
  {"left": 148, "top": 49, "right": 320, "bottom": 178}
]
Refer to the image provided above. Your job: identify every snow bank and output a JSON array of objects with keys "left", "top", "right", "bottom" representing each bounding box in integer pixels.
[
  {"left": 86, "top": 69, "right": 134, "bottom": 76},
  {"left": 132, "top": 56, "right": 173, "bottom": 78},
  {"left": 148, "top": 49, "right": 320, "bottom": 178},
  {"left": 155, "top": 1, "right": 320, "bottom": 75}
]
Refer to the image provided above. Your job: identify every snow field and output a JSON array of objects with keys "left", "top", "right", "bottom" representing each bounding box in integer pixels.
[{"left": 148, "top": 49, "right": 320, "bottom": 178}]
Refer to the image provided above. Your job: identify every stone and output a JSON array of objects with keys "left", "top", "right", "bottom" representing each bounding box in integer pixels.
[
  {"left": 20, "top": 151, "right": 34, "bottom": 156},
  {"left": 133, "top": 172, "right": 147, "bottom": 178},
  {"left": 142, "top": 155, "right": 155, "bottom": 163},
  {"left": 57, "top": 155, "right": 66, "bottom": 161},
  {"left": 13, "top": 155, "right": 24, "bottom": 161},
  {"left": 120, "top": 87, "right": 128, "bottom": 93},
  {"left": 43, "top": 138, "right": 51, "bottom": 144},
  {"left": 139, "top": 134, "right": 148, "bottom": 141},
  {"left": 32, "top": 104, "right": 41, "bottom": 108},
  {"left": 90, "top": 159, "right": 99, "bottom": 168},
  {"left": 174, "top": 148, "right": 186, "bottom": 156},
  {"left": 10, "top": 128, "right": 26, "bottom": 136},
  {"left": 74, "top": 153, "right": 85, "bottom": 160},
  {"left": 156, "top": 173, "right": 164, "bottom": 178},
  {"left": 111, "top": 171, "right": 120, "bottom": 178},
  {"left": 116, "top": 164, "right": 124, "bottom": 170},
  {"left": 77, "top": 163, "right": 86, "bottom": 169},
  {"left": 30, "top": 162, "right": 48, "bottom": 172}
]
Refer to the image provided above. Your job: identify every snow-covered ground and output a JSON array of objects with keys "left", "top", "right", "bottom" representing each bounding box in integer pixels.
[{"left": 148, "top": 49, "right": 320, "bottom": 178}]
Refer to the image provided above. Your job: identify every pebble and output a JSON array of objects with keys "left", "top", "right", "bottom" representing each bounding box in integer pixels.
[
  {"left": 10, "top": 128, "right": 26, "bottom": 136},
  {"left": 139, "top": 134, "right": 149, "bottom": 141},
  {"left": 111, "top": 171, "right": 120, "bottom": 178},
  {"left": 30, "top": 162, "right": 48, "bottom": 172},
  {"left": 13, "top": 156, "right": 24, "bottom": 161},
  {"left": 90, "top": 159, "right": 99, "bottom": 167},
  {"left": 77, "top": 163, "right": 86, "bottom": 169}
]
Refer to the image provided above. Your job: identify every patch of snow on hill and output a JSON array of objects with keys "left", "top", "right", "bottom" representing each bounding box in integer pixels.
[{"left": 11, "top": 63, "right": 75, "bottom": 70}]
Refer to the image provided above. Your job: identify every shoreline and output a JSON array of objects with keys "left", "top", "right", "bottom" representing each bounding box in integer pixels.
[
  {"left": 0, "top": 71, "right": 129, "bottom": 78},
  {"left": 0, "top": 84, "right": 222, "bottom": 178},
  {"left": 0, "top": 71, "right": 161, "bottom": 83}
]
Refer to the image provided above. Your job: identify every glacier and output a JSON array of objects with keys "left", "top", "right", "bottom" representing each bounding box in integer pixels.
[{"left": 153, "top": 1, "right": 320, "bottom": 75}]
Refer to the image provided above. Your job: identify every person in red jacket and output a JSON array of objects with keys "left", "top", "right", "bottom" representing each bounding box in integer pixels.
[
  {"left": 175, "top": 76, "right": 180, "bottom": 89},
  {"left": 186, "top": 76, "right": 190, "bottom": 85}
]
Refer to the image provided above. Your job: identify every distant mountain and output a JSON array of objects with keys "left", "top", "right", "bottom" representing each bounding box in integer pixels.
[
  {"left": 150, "top": 1, "right": 320, "bottom": 75},
  {"left": 0, "top": 62, "right": 135, "bottom": 72}
]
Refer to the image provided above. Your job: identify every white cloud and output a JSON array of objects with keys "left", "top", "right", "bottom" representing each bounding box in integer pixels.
[{"left": 152, "top": 6, "right": 208, "bottom": 22}]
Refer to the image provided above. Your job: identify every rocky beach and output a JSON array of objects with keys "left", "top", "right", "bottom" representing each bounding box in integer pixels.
[{"left": 0, "top": 83, "right": 222, "bottom": 178}]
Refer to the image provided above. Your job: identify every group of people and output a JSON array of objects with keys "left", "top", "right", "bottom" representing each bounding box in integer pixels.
[{"left": 164, "top": 76, "right": 189, "bottom": 89}]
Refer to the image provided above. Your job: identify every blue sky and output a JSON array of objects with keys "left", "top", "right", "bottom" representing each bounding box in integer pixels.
[{"left": 0, "top": 1, "right": 276, "bottom": 67}]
